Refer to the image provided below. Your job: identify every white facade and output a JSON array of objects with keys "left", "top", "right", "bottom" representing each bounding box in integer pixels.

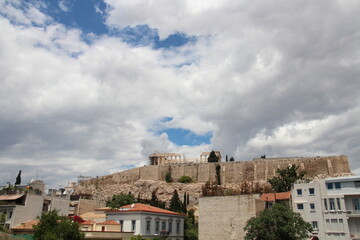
[
  {"left": 292, "top": 176, "right": 360, "bottom": 240},
  {"left": 106, "top": 204, "right": 185, "bottom": 240}
]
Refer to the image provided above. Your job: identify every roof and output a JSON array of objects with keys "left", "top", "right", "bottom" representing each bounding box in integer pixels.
[
  {"left": 98, "top": 220, "right": 120, "bottom": 225},
  {"left": 106, "top": 203, "right": 185, "bottom": 216},
  {"left": 0, "top": 194, "right": 24, "bottom": 201},
  {"left": 325, "top": 175, "right": 360, "bottom": 183},
  {"left": 81, "top": 220, "right": 95, "bottom": 225},
  {"left": 11, "top": 219, "right": 39, "bottom": 230},
  {"left": 260, "top": 192, "right": 291, "bottom": 202},
  {"left": 80, "top": 211, "right": 106, "bottom": 219},
  {"left": 94, "top": 207, "right": 111, "bottom": 211}
]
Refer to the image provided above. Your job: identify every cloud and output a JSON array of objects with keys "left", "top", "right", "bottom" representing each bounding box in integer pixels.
[{"left": 1, "top": 0, "right": 360, "bottom": 188}]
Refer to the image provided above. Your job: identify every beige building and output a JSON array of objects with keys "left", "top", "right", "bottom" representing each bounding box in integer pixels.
[{"left": 198, "top": 194, "right": 264, "bottom": 240}]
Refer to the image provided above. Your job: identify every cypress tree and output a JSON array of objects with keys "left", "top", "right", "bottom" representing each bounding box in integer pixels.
[
  {"left": 15, "top": 170, "right": 21, "bottom": 185},
  {"left": 169, "top": 190, "right": 181, "bottom": 213}
]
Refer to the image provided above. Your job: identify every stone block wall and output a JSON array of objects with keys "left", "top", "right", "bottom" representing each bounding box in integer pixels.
[
  {"left": 198, "top": 194, "right": 263, "bottom": 240},
  {"left": 86, "top": 155, "right": 351, "bottom": 186}
]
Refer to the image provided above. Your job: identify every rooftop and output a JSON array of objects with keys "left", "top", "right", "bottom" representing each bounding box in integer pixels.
[
  {"left": 106, "top": 203, "right": 185, "bottom": 216},
  {"left": 260, "top": 192, "right": 291, "bottom": 202}
]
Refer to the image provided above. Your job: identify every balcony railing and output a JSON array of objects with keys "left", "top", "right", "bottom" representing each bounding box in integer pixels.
[{"left": 346, "top": 210, "right": 360, "bottom": 216}]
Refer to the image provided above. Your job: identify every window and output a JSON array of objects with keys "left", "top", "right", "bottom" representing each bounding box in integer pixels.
[
  {"left": 9, "top": 211, "right": 12, "bottom": 219},
  {"left": 146, "top": 220, "right": 151, "bottom": 232},
  {"left": 297, "top": 203, "right": 304, "bottom": 210},
  {"left": 326, "top": 219, "right": 330, "bottom": 231},
  {"left": 119, "top": 220, "right": 123, "bottom": 232},
  {"left": 329, "top": 198, "right": 335, "bottom": 210},
  {"left": 309, "top": 188, "right": 315, "bottom": 195},
  {"left": 324, "top": 199, "right": 328, "bottom": 210},
  {"left": 101, "top": 226, "right": 105, "bottom": 232},
  {"left": 155, "top": 221, "right": 159, "bottom": 233},
  {"left": 336, "top": 198, "right": 341, "bottom": 210},
  {"left": 327, "top": 183, "right": 334, "bottom": 190},
  {"left": 297, "top": 189, "right": 302, "bottom": 196},
  {"left": 168, "top": 222, "right": 172, "bottom": 233},
  {"left": 339, "top": 219, "right": 344, "bottom": 231},
  {"left": 353, "top": 198, "right": 360, "bottom": 210},
  {"left": 176, "top": 222, "right": 180, "bottom": 234},
  {"left": 162, "top": 221, "right": 166, "bottom": 231},
  {"left": 312, "top": 221, "right": 318, "bottom": 230},
  {"left": 335, "top": 182, "right": 341, "bottom": 189},
  {"left": 132, "top": 220, "right": 136, "bottom": 232},
  {"left": 355, "top": 181, "right": 360, "bottom": 188},
  {"left": 310, "top": 203, "right": 315, "bottom": 210}
]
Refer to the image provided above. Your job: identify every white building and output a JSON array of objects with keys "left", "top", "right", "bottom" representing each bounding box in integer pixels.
[
  {"left": 292, "top": 176, "right": 360, "bottom": 240},
  {"left": 106, "top": 203, "right": 185, "bottom": 240}
]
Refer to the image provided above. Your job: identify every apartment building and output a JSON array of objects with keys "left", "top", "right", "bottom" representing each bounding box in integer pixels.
[{"left": 292, "top": 176, "right": 360, "bottom": 240}]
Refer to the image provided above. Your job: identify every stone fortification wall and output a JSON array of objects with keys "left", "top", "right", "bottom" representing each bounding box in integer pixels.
[{"left": 85, "top": 155, "right": 351, "bottom": 186}]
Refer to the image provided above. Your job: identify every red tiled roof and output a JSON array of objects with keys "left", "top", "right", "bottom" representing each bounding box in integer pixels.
[
  {"left": 98, "top": 220, "right": 120, "bottom": 225},
  {"left": 106, "top": 203, "right": 185, "bottom": 216},
  {"left": 81, "top": 220, "right": 95, "bottom": 225},
  {"left": 260, "top": 192, "right": 291, "bottom": 202}
]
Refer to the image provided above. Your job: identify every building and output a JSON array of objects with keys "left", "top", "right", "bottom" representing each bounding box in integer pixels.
[
  {"left": 105, "top": 203, "right": 185, "bottom": 240},
  {"left": 149, "top": 151, "right": 222, "bottom": 165},
  {"left": 0, "top": 193, "right": 69, "bottom": 229},
  {"left": 292, "top": 176, "right": 360, "bottom": 240},
  {"left": 198, "top": 194, "right": 264, "bottom": 240}
]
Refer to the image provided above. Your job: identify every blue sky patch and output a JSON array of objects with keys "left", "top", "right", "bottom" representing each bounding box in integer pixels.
[
  {"left": 159, "top": 128, "right": 212, "bottom": 146},
  {"left": 19, "top": 0, "right": 197, "bottom": 49}
]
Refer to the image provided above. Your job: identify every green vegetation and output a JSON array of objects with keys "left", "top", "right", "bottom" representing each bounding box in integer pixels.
[
  {"left": 244, "top": 203, "right": 312, "bottom": 240},
  {"left": 207, "top": 151, "right": 219, "bottom": 163},
  {"left": 268, "top": 165, "right": 306, "bottom": 192},
  {"left": 184, "top": 209, "right": 198, "bottom": 240},
  {"left": 165, "top": 170, "right": 173, "bottom": 183},
  {"left": 130, "top": 235, "right": 146, "bottom": 240},
  {"left": 106, "top": 192, "right": 136, "bottom": 209},
  {"left": 178, "top": 176, "right": 193, "bottom": 183},
  {"left": 33, "top": 210, "right": 84, "bottom": 240},
  {"left": 169, "top": 190, "right": 182, "bottom": 213}
]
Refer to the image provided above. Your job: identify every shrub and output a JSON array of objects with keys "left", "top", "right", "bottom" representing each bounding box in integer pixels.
[{"left": 178, "top": 176, "right": 193, "bottom": 183}]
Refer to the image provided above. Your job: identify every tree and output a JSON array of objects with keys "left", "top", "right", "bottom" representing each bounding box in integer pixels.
[
  {"left": 130, "top": 235, "right": 146, "bottom": 240},
  {"left": 15, "top": 170, "right": 21, "bottom": 185},
  {"left": 184, "top": 209, "right": 198, "bottom": 240},
  {"left": 106, "top": 193, "right": 136, "bottom": 209},
  {"left": 169, "top": 190, "right": 182, "bottom": 213},
  {"left": 244, "top": 203, "right": 312, "bottom": 240},
  {"left": 207, "top": 151, "right": 219, "bottom": 163},
  {"left": 182, "top": 192, "right": 187, "bottom": 214},
  {"left": 268, "top": 165, "right": 306, "bottom": 192},
  {"left": 33, "top": 210, "right": 84, "bottom": 240},
  {"left": 165, "top": 170, "right": 173, "bottom": 183},
  {"left": 215, "top": 165, "right": 221, "bottom": 185},
  {"left": 178, "top": 176, "right": 193, "bottom": 183},
  {"left": 229, "top": 157, "right": 235, "bottom": 162}
]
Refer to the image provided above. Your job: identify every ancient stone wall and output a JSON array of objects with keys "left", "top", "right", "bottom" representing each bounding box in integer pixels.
[{"left": 84, "top": 155, "right": 351, "bottom": 186}]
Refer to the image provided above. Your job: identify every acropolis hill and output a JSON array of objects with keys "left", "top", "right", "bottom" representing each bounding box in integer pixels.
[{"left": 75, "top": 155, "right": 352, "bottom": 203}]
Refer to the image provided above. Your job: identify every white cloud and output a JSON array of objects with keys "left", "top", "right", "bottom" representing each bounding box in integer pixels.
[{"left": 1, "top": 0, "right": 360, "bottom": 188}]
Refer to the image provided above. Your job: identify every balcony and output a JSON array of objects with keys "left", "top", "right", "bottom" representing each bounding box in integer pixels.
[{"left": 346, "top": 210, "right": 360, "bottom": 217}]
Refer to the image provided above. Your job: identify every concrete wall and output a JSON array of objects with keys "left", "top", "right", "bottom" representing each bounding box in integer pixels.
[
  {"left": 87, "top": 156, "right": 351, "bottom": 187},
  {"left": 50, "top": 198, "right": 70, "bottom": 216},
  {"left": 76, "top": 199, "right": 105, "bottom": 216},
  {"left": 198, "top": 194, "right": 263, "bottom": 240},
  {"left": 11, "top": 195, "right": 44, "bottom": 228}
]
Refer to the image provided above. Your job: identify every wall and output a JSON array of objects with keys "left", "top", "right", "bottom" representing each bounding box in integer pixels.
[
  {"left": 50, "top": 198, "right": 70, "bottom": 216},
  {"left": 11, "top": 195, "right": 43, "bottom": 228},
  {"left": 87, "top": 156, "right": 351, "bottom": 187},
  {"left": 198, "top": 194, "right": 263, "bottom": 240},
  {"left": 76, "top": 199, "right": 105, "bottom": 216}
]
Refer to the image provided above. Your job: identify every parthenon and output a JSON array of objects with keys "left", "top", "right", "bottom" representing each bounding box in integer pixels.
[{"left": 149, "top": 151, "right": 222, "bottom": 165}]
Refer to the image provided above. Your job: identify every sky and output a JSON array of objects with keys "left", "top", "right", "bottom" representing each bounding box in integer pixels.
[{"left": 1, "top": 0, "right": 360, "bottom": 188}]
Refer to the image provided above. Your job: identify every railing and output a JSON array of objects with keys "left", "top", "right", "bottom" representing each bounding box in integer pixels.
[{"left": 346, "top": 210, "right": 360, "bottom": 216}]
